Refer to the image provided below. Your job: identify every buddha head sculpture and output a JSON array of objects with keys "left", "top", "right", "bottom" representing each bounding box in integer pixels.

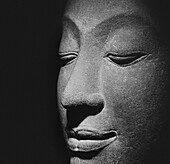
[{"left": 57, "top": 0, "right": 170, "bottom": 163}]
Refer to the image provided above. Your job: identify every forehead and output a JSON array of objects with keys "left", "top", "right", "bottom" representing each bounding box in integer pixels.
[{"left": 64, "top": 0, "right": 152, "bottom": 33}]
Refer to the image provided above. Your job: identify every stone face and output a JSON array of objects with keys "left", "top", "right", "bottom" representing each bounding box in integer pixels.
[{"left": 57, "top": 0, "right": 169, "bottom": 163}]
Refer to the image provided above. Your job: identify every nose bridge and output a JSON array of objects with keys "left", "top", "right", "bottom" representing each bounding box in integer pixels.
[{"left": 62, "top": 50, "right": 103, "bottom": 105}]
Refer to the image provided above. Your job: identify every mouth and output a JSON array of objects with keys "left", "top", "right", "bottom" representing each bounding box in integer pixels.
[{"left": 66, "top": 128, "right": 117, "bottom": 152}]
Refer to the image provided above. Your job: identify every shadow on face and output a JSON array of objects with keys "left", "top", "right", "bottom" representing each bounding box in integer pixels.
[{"left": 56, "top": 0, "right": 170, "bottom": 163}]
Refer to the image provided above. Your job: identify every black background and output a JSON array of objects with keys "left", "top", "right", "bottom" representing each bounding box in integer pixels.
[
  {"left": 0, "top": 0, "right": 68, "bottom": 163},
  {"left": 0, "top": 0, "right": 170, "bottom": 164}
]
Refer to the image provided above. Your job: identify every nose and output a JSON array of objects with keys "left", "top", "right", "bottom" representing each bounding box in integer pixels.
[
  {"left": 62, "top": 93, "right": 104, "bottom": 114},
  {"left": 62, "top": 92, "right": 104, "bottom": 129},
  {"left": 61, "top": 57, "right": 105, "bottom": 127}
]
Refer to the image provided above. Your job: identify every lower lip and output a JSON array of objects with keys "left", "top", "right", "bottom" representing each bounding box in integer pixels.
[{"left": 67, "top": 136, "right": 117, "bottom": 152}]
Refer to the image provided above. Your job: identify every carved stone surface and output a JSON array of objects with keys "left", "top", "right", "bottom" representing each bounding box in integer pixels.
[{"left": 57, "top": 0, "right": 170, "bottom": 163}]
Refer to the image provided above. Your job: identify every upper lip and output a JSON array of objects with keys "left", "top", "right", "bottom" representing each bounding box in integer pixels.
[{"left": 66, "top": 128, "right": 117, "bottom": 140}]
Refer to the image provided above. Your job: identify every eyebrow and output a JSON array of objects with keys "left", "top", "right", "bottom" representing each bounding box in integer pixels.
[
  {"left": 91, "top": 13, "right": 152, "bottom": 42},
  {"left": 62, "top": 16, "right": 81, "bottom": 46},
  {"left": 91, "top": 13, "right": 153, "bottom": 42},
  {"left": 63, "top": 13, "right": 153, "bottom": 44}
]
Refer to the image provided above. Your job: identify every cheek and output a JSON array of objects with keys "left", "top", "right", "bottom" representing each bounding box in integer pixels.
[{"left": 102, "top": 58, "right": 166, "bottom": 140}]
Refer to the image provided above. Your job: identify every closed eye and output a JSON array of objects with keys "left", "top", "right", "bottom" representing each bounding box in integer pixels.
[
  {"left": 58, "top": 52, "right": 78, "bottom": 67},
  {"left": 106, "top": 52, "right": 149, "bottom": 67}
]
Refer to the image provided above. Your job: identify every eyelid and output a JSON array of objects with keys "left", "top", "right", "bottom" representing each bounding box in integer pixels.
[
  {"left": 105, "top": 51, "right": 150, "bottom": 67},
  {"left": 58, "top": 52, "right": 78, "bottom": 66},
  {"left": 58, "top": 51, "right": 79, "bottom": 57},
  {"left": 104, "top": 50, "right": 150, "bottom": 57}
]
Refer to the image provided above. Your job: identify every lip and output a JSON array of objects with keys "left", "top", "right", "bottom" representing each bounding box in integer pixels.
[{"left": 66, "top": 128, "right": 117, "bottom": 152}]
